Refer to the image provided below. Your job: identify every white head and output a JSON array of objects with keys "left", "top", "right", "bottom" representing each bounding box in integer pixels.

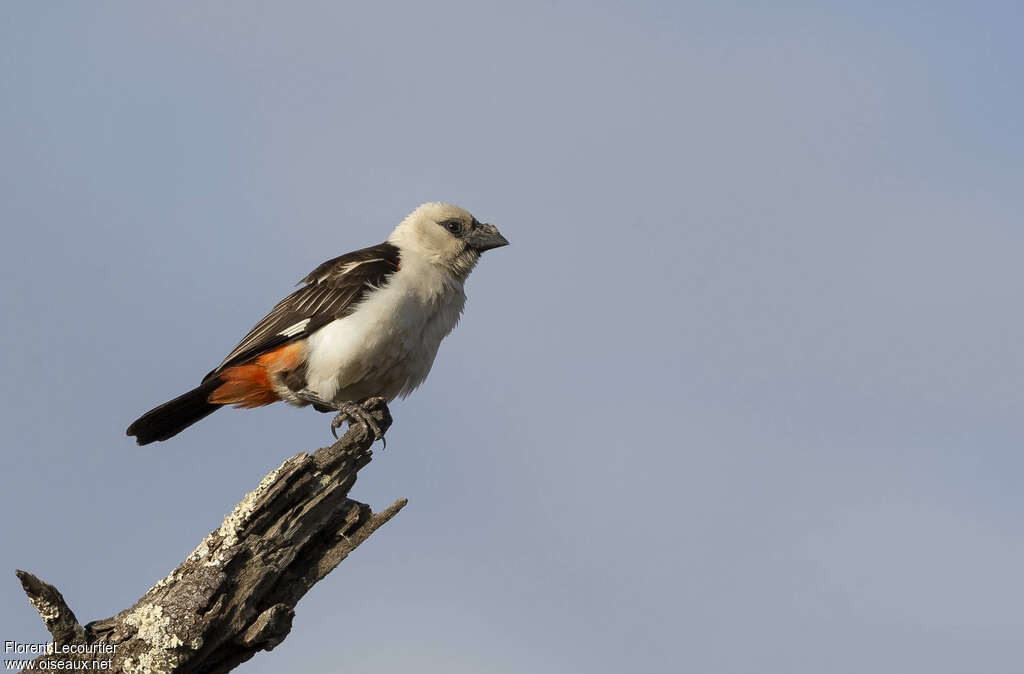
[{"left": 389, "top": 202, "right": 509, "bottom": 279}]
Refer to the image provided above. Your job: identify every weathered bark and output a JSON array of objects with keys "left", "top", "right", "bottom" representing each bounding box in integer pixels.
[{"left": 14, "top": 398, "right": 405, "bottom": 674}]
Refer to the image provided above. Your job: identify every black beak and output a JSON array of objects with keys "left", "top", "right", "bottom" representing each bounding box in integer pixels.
[{"left": 468, "top": 223, "right": 509, "bottom": 252}]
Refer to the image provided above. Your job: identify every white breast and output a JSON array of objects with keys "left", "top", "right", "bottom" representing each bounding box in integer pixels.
[{"left": 303, "top": 255, "right": 466, "bottom": 405}]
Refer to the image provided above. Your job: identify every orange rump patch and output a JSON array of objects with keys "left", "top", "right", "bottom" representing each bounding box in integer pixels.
[{"left": 209, "top": 342, "right": 306, "bottom": 409}]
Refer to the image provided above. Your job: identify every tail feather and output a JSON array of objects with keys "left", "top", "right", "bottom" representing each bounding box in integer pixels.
[{"left": 127, "top": 378, "right": 223, "bottom": 445}]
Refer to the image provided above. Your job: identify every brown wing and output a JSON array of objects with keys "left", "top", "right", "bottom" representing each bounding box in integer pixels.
[{"left": 203, "top": 242, "right": 401, "bottom": 381}]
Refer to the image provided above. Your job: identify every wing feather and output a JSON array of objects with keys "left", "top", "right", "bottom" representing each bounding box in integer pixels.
[{"left": 204, "top": 242, "right": 401, "bottom": 379}]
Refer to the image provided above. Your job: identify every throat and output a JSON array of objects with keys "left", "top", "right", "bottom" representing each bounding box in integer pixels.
[{"left": 447, "top": 247, "right": 480, "bottom": 280}]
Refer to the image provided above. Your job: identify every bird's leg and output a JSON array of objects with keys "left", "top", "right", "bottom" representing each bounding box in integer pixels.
[
  {"left": 296, "top": 390, "right": 387, "bottom": 447},
  {"left": 331, "top": 399, "right": 387, "bottom": 447}
]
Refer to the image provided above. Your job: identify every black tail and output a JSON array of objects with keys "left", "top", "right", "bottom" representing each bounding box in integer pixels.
[{"left": 127, "top": 378, "right": 223, "bottom": 445}]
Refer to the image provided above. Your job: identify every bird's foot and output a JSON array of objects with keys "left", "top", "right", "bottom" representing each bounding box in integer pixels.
[{"left": 331, "top": 398, "right": 387, "bottom": 447}]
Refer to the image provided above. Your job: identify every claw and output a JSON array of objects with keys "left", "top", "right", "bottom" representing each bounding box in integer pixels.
[
  {"left": 329, "top": 401, "right": 386, "bottom": 446},
  {"left": 330, "top": 413, "right": 344, "bottom": 439}
]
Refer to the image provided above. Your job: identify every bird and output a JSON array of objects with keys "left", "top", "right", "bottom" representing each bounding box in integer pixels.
[{"left": 127, "top": 202, "right": 508, "bottom": 446}]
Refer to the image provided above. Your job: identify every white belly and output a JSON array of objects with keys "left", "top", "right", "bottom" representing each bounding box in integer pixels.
[{"left": 302, "top": 263, "right": 466, "bottom": 405}]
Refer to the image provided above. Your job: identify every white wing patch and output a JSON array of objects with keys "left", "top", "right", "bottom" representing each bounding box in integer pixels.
[
  {"left": 278, "top": 318, "right": 312, "bottom": 338},
  {"left": 338, "top": 258, "right": 387, "bottom": 275}
]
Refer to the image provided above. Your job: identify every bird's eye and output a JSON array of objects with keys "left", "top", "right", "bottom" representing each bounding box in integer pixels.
[{"left": 443, "top": 220, "right": 461, "bottom": 234}]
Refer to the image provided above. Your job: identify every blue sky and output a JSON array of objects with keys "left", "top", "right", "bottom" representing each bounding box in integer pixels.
[{"left": 2, "top": 2, "right": 1022, "bottom": 672}]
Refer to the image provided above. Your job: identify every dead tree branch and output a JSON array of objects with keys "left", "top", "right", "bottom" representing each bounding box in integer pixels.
[{"left": 14, "top": 398, "right": 405, "bottom": 674}]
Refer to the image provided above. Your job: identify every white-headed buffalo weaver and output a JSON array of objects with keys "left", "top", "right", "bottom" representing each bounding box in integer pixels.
[{"left": 127, "top": 203, "right": 508, "bottom": 445}]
